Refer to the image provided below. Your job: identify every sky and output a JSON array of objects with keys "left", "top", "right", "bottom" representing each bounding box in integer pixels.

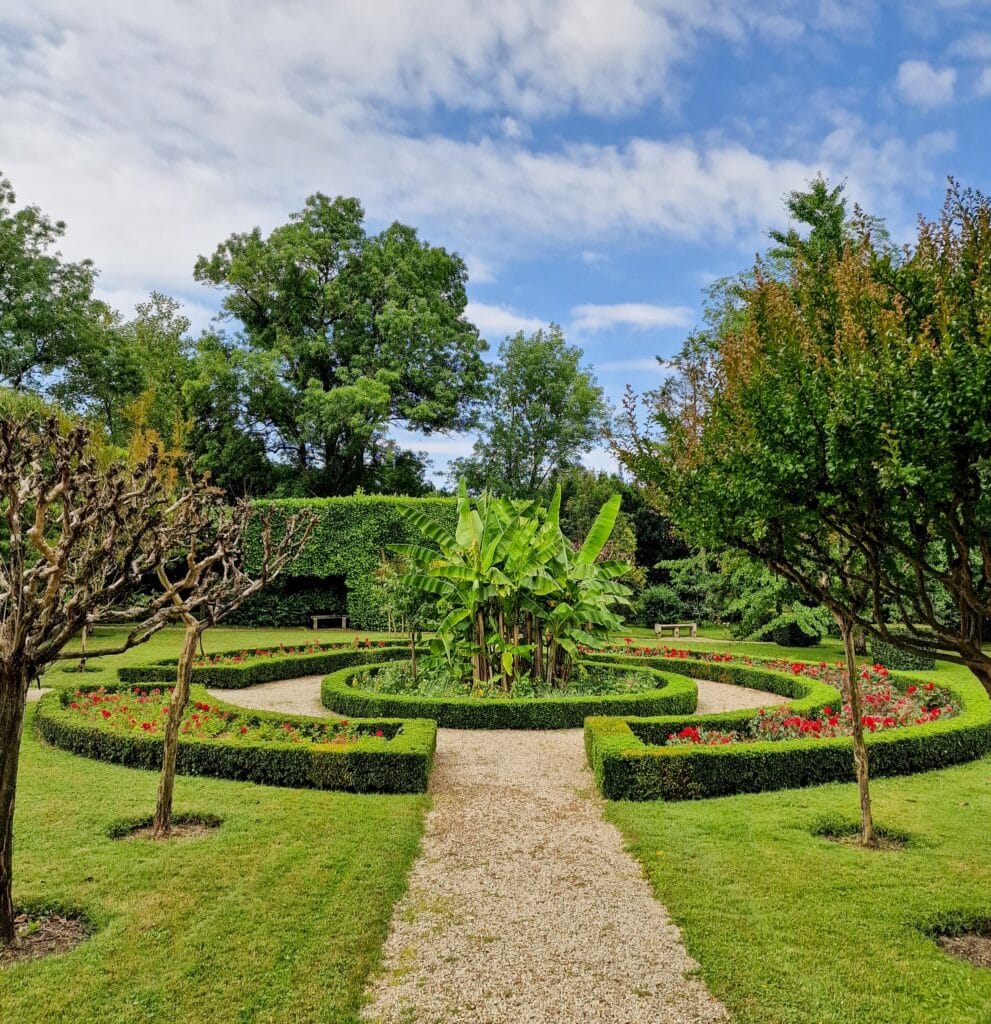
[{"left": 2, "top": 0, "right": 990, "bottom": 480}]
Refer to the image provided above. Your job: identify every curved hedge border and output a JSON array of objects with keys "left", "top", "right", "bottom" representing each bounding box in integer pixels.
[
  {"left": 118, "top": 642, "right": 407, "bottom": 689},
  {"left": 321, "top": 661, "right": 698, "bottom": 729},
  {"left": 585, "top": 666, "right": 991, "bottom": 801},
  {"left": 35, "top": 684, "right": 436, "bottom": 794}
]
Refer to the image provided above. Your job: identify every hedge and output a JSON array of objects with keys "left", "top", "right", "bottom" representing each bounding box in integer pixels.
[
  {"left": 869, "top": 633, "right": 937, "bottom": 671},
  {"left": 585, "top": 667, "right": 991, "bottom": 801},
  {"left": 35, "top": 685, "right": 437, "bottom": 794},
  {"left": 245, "top": 496, "right": 457, "bottom": 628},
  {"left": 321, "top": 661, "right": 698, "bottom": 729},
  {"left": 118, "top": 642, "right": 409, "bottom": 688}
]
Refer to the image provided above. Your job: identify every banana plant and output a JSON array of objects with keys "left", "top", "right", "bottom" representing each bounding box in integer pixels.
[{"left": 392, "top": 480, "right": 631, "bottom": 689}]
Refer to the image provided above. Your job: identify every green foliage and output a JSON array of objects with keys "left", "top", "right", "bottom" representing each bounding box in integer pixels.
[
  {"left": 0, "top": 174, "right": 102, "bottom": 392},
  {"left": 869, "top": 634, "right": 936, "bottom": 671},
  {"left": 35, "top": 686, "right": 436, "bottom": 794},
  {"left": 585, "top": 667, "right": 991, "bottom": 801},
  {"left": 193, "top": 192, "right": 487, "bottom": 495},
  {"left": 635, "top": 584, "right": 688, "bottom": 626},
  {"left": 242, "top": 495, "right": 457, "bottom": 628},
  {"left": 321, "top": 661, "right": 697, "bottom": 729},
  {"left": 450, "top": 326, "right": 608, "bottom": 496},
  {"left": 117, "top": 642, "right": 406, "bottom": 688},
  {"left": 394, "top": 481, "right": 632, "bottom": 688}
]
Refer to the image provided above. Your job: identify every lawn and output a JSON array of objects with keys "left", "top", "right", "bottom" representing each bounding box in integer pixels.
[
  {"left": 4, "top": 627, "right": 428, "bottom": 1024},
  {"left": 608, "top": 658, "right": 991, "bottom": 1024}
]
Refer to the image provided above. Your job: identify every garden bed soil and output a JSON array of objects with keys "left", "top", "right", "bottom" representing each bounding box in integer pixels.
[
  {"left": 122, "top": 820, "right": 221, "bottom": 841},
  {"left": 937, "top": 933, "right": 991, "bottom": 969},
  {"left": 0, "top": 913, "right": 87, "bottom": 967}
]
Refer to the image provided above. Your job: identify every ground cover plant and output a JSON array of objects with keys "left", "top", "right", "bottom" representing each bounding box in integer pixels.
[{"left": 607, "top": 745, "right": 991, "bottom": 1024}]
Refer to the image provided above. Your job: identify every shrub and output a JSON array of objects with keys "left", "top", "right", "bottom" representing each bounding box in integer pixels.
[
  {"left": 636, "top": 585, "right": 687, "bottom": 627},
  {"left": 585, "top": 668, "right": 991, "bottom": 801},
  {"left": 35, "top": 686, "right": 437, "bottom": 794},
  {"left": 321, "top": 661, "right": 698, "bottom": 729},
  {"left": 869, "top": 633, "right": 937, "bottom": 671},
  {"left": 118, "top": 641, "right": 407, "bottom": 688}
]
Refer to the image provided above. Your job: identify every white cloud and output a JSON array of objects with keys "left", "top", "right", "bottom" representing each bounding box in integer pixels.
[
  {"left": 571, "top": 303, "right": 693, "bottom": 331},
  {"left": 978, "top": 67, "right": 991, "bottom": 95},
  {"left": 896, "top": 60, "right": 958, "bottom": 107},
  {"left": 466, "top": 302, "right": 547, "bottom": 340},
  {"left": 580, "top": 250, "right": 608, "bottom": 266}
]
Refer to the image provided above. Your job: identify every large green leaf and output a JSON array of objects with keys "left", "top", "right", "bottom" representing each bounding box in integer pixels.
[{"left": 576, "top": 493, "right": 621, "bottom": 565}]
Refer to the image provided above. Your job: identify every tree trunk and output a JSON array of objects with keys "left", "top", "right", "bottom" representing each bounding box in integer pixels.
[
  {"left": 410, "top": 629, "right": 417, "bottom": 683},
  {"left": 853, "top": 625, "right": 866, "bottom": 657},
  {"left": 77, "top": 624, "right": 88, "bottom": 672},
  {"left": 152, "top": 621, "right": 200, "bottom": 838},
  {"left": 838, "top": 615, "right": 875, "bottom": 846},
  {"left": 0, "top": 667, "right": 29, "bottom": 946}
]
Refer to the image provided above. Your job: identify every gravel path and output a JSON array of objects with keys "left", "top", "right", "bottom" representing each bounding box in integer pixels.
[
  {"left": 362, "top": 728, "right": 729, "bottom": 1024},
  {"left": 25, "top": 687, "right": 51, "bottom": 703},
  {"left": 211, "top": 670, "right": 787, "bottom": 1022},
  {"left": 206, "top": 675, "right": 335, "bottom": 718}
]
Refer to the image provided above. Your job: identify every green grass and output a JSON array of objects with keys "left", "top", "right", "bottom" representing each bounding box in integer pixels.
[
  {"left": 607, "top": 659, "right": 991, "bottom": 1024},
  {"left": 5, "top": 627, "right": 428, "bottom": 1023}
]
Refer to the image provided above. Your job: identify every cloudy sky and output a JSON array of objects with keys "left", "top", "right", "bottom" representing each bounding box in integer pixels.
[{"left": 2, "top": 1, "right": 990, "bottom": 476}]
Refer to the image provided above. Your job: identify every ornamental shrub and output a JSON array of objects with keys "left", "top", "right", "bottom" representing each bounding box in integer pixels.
[{"left": 869, "top": 633, "right": 936, "bottom": 671}]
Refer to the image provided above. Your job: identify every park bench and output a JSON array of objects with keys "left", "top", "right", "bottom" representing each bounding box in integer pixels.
[
  {"left": 653, "top": 621, "right": 698, "bottom": 639},
  {"left": 311, "top": 614, "right": 348, "bottom": 630}
]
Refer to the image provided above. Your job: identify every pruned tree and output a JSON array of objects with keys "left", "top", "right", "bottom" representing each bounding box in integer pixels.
[
  {"left": 148, "top": 494, "right": 315, "bottom": 838},
  {"left": 0, "top": 408, "right": 192, "bottom": 946}
]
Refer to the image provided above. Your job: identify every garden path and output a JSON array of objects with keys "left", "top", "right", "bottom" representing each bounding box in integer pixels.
[{"left": 212, "top": 673, "right": 785, "bottom": 1023}]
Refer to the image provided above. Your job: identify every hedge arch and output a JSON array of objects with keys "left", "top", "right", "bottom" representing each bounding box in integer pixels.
[
  {"left": 35, "top": 684, "right": 437, "bottom": 794},
  {"left": 321, "top": 661, "right": 698, "bottom": 729},
  {"left": 584, "top": 665, "right": 991, "bottom": 801}
]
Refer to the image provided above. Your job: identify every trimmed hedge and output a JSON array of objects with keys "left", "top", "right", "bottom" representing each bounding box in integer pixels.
[
  {"left": 869, "top": 633, "right": 937, "bottom": 671},
  {"left": 118, "top": 642, "right": 409, "bottom": 689},
  {"left": 321, "top": 661, "right": 698, "bottom": 729},
  {"left": 246, "top": 496, "right": 457, "bottom": 628},
  {"left": 35, "top": 685, "right": 436, "bottom": 794},
  {"left": 585, "top": 667, "right": 991, "bottom": 801}
]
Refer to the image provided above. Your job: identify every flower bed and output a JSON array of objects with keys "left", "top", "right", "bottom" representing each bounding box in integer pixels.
[
  {"left": 585, "top": 662, "right": 991, "bottom": 801},
  {"left": 321, "top": 661, "right": 698, "bottom": 729},
  {"left": 117, "top": 637, "right": 408, "bottom": 688},
  {"left": 35, "top": 684, "right": 436, "bottom": 793}
]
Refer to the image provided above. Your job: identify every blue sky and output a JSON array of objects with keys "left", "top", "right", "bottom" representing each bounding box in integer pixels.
[{"left": 2, "top": 1, "right": 990, "bottom": 477}]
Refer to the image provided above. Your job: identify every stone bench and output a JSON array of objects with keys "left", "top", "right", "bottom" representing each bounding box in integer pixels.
[
  {"left": 311, "top": 614, "right": 348, "bottom": 630},
  {"left": 653, "top": 622, "right": 698, "bottom": 639}
]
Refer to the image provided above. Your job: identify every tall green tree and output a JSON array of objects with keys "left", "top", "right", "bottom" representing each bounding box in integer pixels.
[
  {"left": 0, "top": 174, "right": 103, "bottom": 391},
  {"left": 194, "top": 194, "right": 487, "bottom": 495},
  {"left": 451, "top": 326, "right": 609, "bottom": 497}
]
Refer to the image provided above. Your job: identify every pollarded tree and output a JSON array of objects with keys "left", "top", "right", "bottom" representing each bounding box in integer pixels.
[
  {"left": 0, "top": 401, "right": 195, "bottom": 945},
  {"left": 148, "top": 493, "right": 315, "bottom": 837}
]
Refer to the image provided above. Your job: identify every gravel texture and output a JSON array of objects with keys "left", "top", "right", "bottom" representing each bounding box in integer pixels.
[
  {"left": 207, "top": 675, "right": 335, "bottom": 718},
  {"left": 361, "top": 727, "right": 729, "bottom": 1024},
  {"left": 25, "top": 687, "right": 51, "bottom": 703},
  {"left": 694, "top": 677, "right": 786, "bottom": 714}
]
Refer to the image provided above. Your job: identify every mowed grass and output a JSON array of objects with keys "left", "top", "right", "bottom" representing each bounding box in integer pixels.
[
  {"left": 608, "top": 658, "right": 991, "bottom": 1024},
  {"left": 5, "top": 627, "right": 427, "bottom": 1024}
]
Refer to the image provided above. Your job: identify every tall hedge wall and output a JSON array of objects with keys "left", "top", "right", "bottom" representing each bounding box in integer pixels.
[{"left": 244, "top": 496, "right": 456, "bottom": 629}]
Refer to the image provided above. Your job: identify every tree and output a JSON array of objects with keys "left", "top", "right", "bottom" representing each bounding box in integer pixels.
[
  {"left": 619, "top": 181, "right": 991, "bottom": 844},
  {"left": 451, "top": 327, "right": 609, "bottom": 497},
  {"left": 0, "top": 174, "right": 103, "bottom": 392},
  {"left": 0, "top": 400, "right": 195, "bottom": 945},
  {"left": 148, "top": 496, "right": 314, "bottom": 837},
  {"left": 193, "top": 194, "right": 488, "bottom": 495}
]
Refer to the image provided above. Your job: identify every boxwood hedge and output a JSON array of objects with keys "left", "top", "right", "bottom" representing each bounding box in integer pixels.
[
  {"left": 35, "top": 685, "right": 436, "bottom": 794},
  {"left": 118, "top": 641, "right": 408, "bottom": 688},
  {"left": 321, "top": 661, "right": 698, "bottom": 729},
  {"left": 585, "top": 667, "right": 991, "bottom": 801}
]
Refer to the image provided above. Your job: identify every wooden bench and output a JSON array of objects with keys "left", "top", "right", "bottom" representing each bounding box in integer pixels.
[
  {"left": 654, "top": 621, "right": 698, "bottom": 639},
  {"left": 311, "top": 614, "right": 348, "bottom": 630}
]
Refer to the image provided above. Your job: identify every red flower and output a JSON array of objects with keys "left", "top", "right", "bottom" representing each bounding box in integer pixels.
[
  {"left": 375, "top": 729, "right": 384, "bottom": 737},
  {"left": 101, "top": 709, "right": 111, "bottom": 719}
]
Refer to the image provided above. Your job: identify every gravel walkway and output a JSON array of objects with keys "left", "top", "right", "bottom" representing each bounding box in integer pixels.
[
  {"left": 212, "top": 671, "right": 787, "bottom": 1022},
  {"left": 206, "top": 675, "right": 335, "bottom": 718},
  {"left": 362, "top": 728, "right": 729, "bottom": 1024}
]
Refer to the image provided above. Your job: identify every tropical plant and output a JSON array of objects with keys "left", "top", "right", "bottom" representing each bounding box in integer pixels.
[{"left": 392, "top": 481, "right": 631, "bottom": 690}]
